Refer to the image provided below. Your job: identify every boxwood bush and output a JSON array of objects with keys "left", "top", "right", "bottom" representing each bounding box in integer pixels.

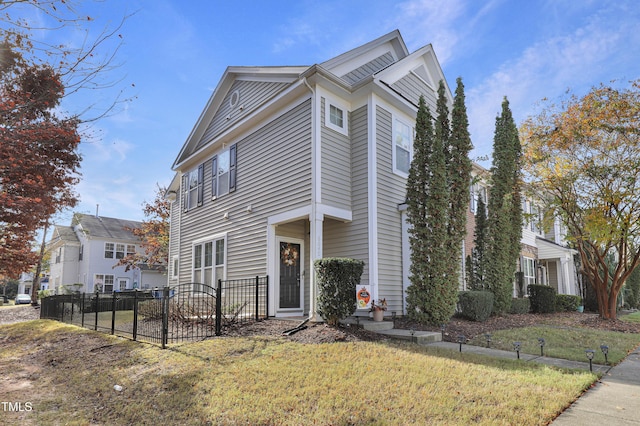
[
  {"left": 556, "top": 294, "right": 582, "bottom": 312},
  {"left": 315, "top": 258, "right": 365, "bottom": 325},
  {"left": 510, "top": 298, "right": 531, "bottom": 314},
  {"left": 458, "top": 291, "right": 494, "bottom": 322},
  {"left": 527, "top": 284, "right": 557, "bottom": 313}
]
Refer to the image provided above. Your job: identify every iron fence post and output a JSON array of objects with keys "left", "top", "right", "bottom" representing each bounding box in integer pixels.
[
  {"left": 111, "top": 291, "right": 116, "bottom": 335},
  {"left": 265, "top": 276, "right": 269, "bottom": 318},
  {"left": 215, "top": 280, "right": 222, "bottom": 336},
  {"left": 255, "top": 276, "right": 259, "bottom": 321},
  {"left": 94, "top": 289, "right": 99, "bottom": 331},
  {"left": 133, "top": 290, "right": 138, "bottom": 341},
  {"left": 162, "top": 287, "right": 169, "bottom": 349},
  {"left": 81, "top": 293, "right": 85, "bottom": 328},
  {"left": 71, "top": 295, "right": 75, "bottom": 322}
]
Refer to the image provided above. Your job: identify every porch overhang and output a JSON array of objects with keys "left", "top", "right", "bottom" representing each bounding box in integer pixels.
[{"left": 536, "top": 237, "right": 577, "bottom": 260}]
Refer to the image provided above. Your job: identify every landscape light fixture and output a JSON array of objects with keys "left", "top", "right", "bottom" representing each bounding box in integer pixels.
[
  {"left": 458, "top": 335, "right": 466, "bottom": 352},
  {"left": 513, "top": 342, "right": 522, "bottom": 359},
  {"left": 410, "top": 328, "right": 416, "bottom": 344},
  {"left": 485, "top": 333, "right": 492, "bottom": 348},
  {"left": 391, "top": 311, "right": 397, "bottom": 320},
  {"left": 600, "top": 344, "right": 609, "bottom": 365},
  {"left": 440, "top": 324, "right": 446, "bottom": 340},
  {"left": 585, "top": 349, "right": 595, "bottom": 372},
  {"left": 538, "top": 338, "right": 545, "bottom": 357}
]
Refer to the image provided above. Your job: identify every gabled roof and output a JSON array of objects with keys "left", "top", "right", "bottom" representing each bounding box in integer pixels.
[{"left": 73, "top": 213, "right": 142, "bottom": 241}]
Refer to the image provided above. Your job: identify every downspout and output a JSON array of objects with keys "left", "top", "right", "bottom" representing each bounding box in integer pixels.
[{"left": 303, "top": 77, "right": 321, "bottom": 322}]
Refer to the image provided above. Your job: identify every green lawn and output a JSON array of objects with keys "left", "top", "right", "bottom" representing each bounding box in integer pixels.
[
  {"left": 621, "top": 311, "right": 640, "bottom": 323},
  {"left": 468, "top": 325, "right": 639, "bottom": 364},
  {"left": 1, "top": 320, "right": 597, "bottom": 425}
]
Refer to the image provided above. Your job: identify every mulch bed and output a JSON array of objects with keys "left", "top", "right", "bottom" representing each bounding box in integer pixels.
[{"left": 3, "top": 304, "right": 639, "bottom": 345}]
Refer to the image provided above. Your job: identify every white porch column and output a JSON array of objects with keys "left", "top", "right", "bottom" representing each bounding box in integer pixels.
[{"left": 308, "top": 210, "right": 324, "bottom": 321}]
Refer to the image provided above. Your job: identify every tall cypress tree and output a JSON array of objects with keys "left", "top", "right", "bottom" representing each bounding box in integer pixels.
[
  {"left": 469, "top": 195, "right": 488, "bottom": 290},
  {"left": 406, "top": 95, "right": 452, "bottom": 324},
  {"left": 447, "top": 78, "right": 474, "bottom": 285},
  {"left": 486, "top": 97, "right": 523, "bottom": 314}
]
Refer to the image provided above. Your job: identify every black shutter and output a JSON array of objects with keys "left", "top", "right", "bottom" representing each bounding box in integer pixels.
[
  {"left": 182, "top": 174, "right": 189, "bottom": 212},
  {"left": 197, "top": 163, "right": 204, "bottom": 206},
  {"left": 211, "top": 155, "right": 218, "bottom": 199},
  {"left": 229, "top": 143, "right": 237, "bottom": 193}
]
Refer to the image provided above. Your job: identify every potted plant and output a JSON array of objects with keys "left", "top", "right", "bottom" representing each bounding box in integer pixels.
[{"left": 370, "top": 298, "right": 387, "bottom": 321}]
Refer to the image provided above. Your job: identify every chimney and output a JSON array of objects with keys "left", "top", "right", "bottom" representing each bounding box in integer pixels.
[{"left": 95, "top": 204, "right": 99, "bottom": 218}]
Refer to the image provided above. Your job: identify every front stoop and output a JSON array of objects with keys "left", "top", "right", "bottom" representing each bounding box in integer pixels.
[{"left": 341, "top": 317, "right": 442, "bottom": 344}]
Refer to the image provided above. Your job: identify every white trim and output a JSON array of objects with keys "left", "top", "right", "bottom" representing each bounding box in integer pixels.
[
  {"left": 275, "top": 236, "right": 305, "bottom": 316},
  {"left": 317, "top": 204, "right": 352, "bottom": 222},
  {"left": 267, "top": 205, "right": 312, "bottom": 226},
  {"left": 368, "top": 93, "right": 379, "bottom": 300}
]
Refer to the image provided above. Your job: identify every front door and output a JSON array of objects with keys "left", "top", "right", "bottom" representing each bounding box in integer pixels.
[{"left": 279, "top": 241, "right": 301, "bottom": 309}]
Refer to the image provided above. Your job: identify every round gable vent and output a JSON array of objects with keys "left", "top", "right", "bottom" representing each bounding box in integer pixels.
[{"left": 230, "top": 90, "right": 240, "bottom": 109}]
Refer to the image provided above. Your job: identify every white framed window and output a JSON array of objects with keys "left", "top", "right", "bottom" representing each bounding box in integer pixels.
[
  {"left": 171, "top": 255, "right": 179, "bottom": 279},
  {"left": 115, "top": 243, "right": 125, "bottom": 259},
  {"left": 212, "top": 144, "right": 237, "bottom": 200},
  {"left": 192, "top": 235, "right": 226, "bottom": 289},
  {"left": 523, "top": 257, "right": 536, "bottom": 286},
  {"left": 470, "top": 183, "right": 488, "bottom": 213},
  {"left": 324, "top": 98, "right": 349, "bottom": 135},
  {"left": 126, "top": 244, "right": 136, "bottom": 256},
  {"left": 393, "top": 117, "right": 413, "bottom": 176},
  {"left": 182, "top": 164, "right": 204, "bottom": 211},
  {"left": 104, "top": 242, "right": 114, "bottom": 259},
  {"left": 94, "top": 274, "right": 115, "bottom": 293}
]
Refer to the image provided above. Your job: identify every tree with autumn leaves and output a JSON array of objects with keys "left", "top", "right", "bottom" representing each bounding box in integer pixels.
[
  {"left": 116, "top": 186, "right": 170, "bottom": 272},
  {"left": 521, "top": 80, "right": 640, "bottom": 319},
  {"left": 0, "top": 41, "right": 81, "bottom": 278}
]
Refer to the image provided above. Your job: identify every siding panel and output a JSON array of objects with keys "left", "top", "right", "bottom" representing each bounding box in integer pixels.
[
  {"left": 323, "top": 105, "right": 370, "bottom": 286},
  {"left": 391, "top": 73, "right": 435, "bottom": 107},
  {"left": 173, "top": 99, "right": 312, "bottom": 285},
  {"left": 321, "top": 98, "right": 352, "bottom": 209}
]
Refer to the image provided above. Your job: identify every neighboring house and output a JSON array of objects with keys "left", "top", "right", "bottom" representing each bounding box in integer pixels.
[
  {"left": 464, "top": 163, "right": 580, "bottom": 298},
  {"left": 46, "top": 213, "right": 166, "bottom": 294},
  {"left": 168, "top": 30, "right": 456, "bottom": 319},
  {"left": 18, "top": 272, "right": 33, "bottom": 295}
]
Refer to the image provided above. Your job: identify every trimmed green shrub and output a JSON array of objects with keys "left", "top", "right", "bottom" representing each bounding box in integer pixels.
[
  {"left": 556, "top": 294, "right": 582, "bottom": 312},
  {"left": 510, "top": 298, "right": 530, "bottom": 314},
  {"left": 315, "top": 258, "right": 365, "bottom": 326},
  {"left": 458, "top": 291, "right": 494, "bottom": 322},
  {"left": 527, "top": 284, "right": 557, "bottom": 313}
]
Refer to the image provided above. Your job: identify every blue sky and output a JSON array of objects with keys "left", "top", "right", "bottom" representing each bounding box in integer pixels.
[{"left": 12, "top": 0, "right": 640, "bottom": 224}]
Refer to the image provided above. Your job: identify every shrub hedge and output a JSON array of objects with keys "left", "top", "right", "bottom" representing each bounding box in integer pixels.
[
  {"left": 315, "top": 258, "right": 365, "bottom": 326},
  {"left": 510, "top": 298, "right": 531, "bottom": 314},
  {"left": 458, "top": 291, "right": 494, "bottom": 322},
  {"left": 556, "top": 294, "right": 582, "bottom": 312},
  {"left": 527, "top": 284, "right": 557, "bottom": 313}
]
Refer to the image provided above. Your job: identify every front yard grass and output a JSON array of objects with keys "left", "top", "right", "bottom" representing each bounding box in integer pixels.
[
  {"left": 1, "top": 320, "right": 597, "bottom": 425},
  {"left": 468, "top": 326, "right": 639, "bottom": 364}
]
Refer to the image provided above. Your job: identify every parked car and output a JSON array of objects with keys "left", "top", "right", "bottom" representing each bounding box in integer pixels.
[{"left": 14, "top": 294, "right": 32, "bottom": 305}]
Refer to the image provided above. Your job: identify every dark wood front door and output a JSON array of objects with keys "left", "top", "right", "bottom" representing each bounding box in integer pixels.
[{"left": 279, "top": 241, "right": 301, "bottom": 309}]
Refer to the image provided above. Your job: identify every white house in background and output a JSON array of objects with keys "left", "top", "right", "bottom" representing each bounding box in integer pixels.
[
  {"left": 464, "top": 163, "right": 580, "bottom": 297},
  {"left": 46, "top": 213, "right": 166, "bottom": 294}
]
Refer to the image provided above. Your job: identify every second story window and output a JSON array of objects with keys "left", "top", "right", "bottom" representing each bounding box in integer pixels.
[
  {"left": 115, "top": 243, "right": 126, "bottom": 259},
  {"left": 324, "top": 97, "right": 349, "bottom": 135},
  {"left": 182, "top": 164, "right": 204, "bottom": 212},
  {"left": 393, "top": 117, "right": 412, "bottom": 176},
  {"left": 105, "top": 242, "right": 114, "bottom": 259},
  {"left": 212, "top": 144, "right": 237, "bottom": 200}
]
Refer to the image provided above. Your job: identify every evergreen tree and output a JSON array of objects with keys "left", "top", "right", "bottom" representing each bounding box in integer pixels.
[
  {"left": 406, "top": 95, "right": 452, "bottom": 324},
  {"left": 446, "top": 78, "right": 474, "bottom": 284},
  {"left": 469, "top": 196, "right": 488, "bottom": 290},
  {"left": 485, "top": 98, "right": 523, "bottom": 313}
]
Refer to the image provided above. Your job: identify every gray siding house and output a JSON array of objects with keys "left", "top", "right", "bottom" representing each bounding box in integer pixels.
[
  {"left": 168, "top": 30, "right": 453, "bottom": 319},
  {"left": 47, "top": 213, "right": 166, "bottom": 294}
]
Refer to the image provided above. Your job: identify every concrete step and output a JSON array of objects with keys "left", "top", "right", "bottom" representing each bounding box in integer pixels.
[
  {"left": 361, "top": 320, "right": 395, "bottom": 332},
  {"left": 375, "top": 329, "right": 442, "bottom": 344}
]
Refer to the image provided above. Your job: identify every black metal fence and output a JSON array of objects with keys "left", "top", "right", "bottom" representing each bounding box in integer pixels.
[{"left": 40, "top": 276, "right": 269, "bottom": 348}]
